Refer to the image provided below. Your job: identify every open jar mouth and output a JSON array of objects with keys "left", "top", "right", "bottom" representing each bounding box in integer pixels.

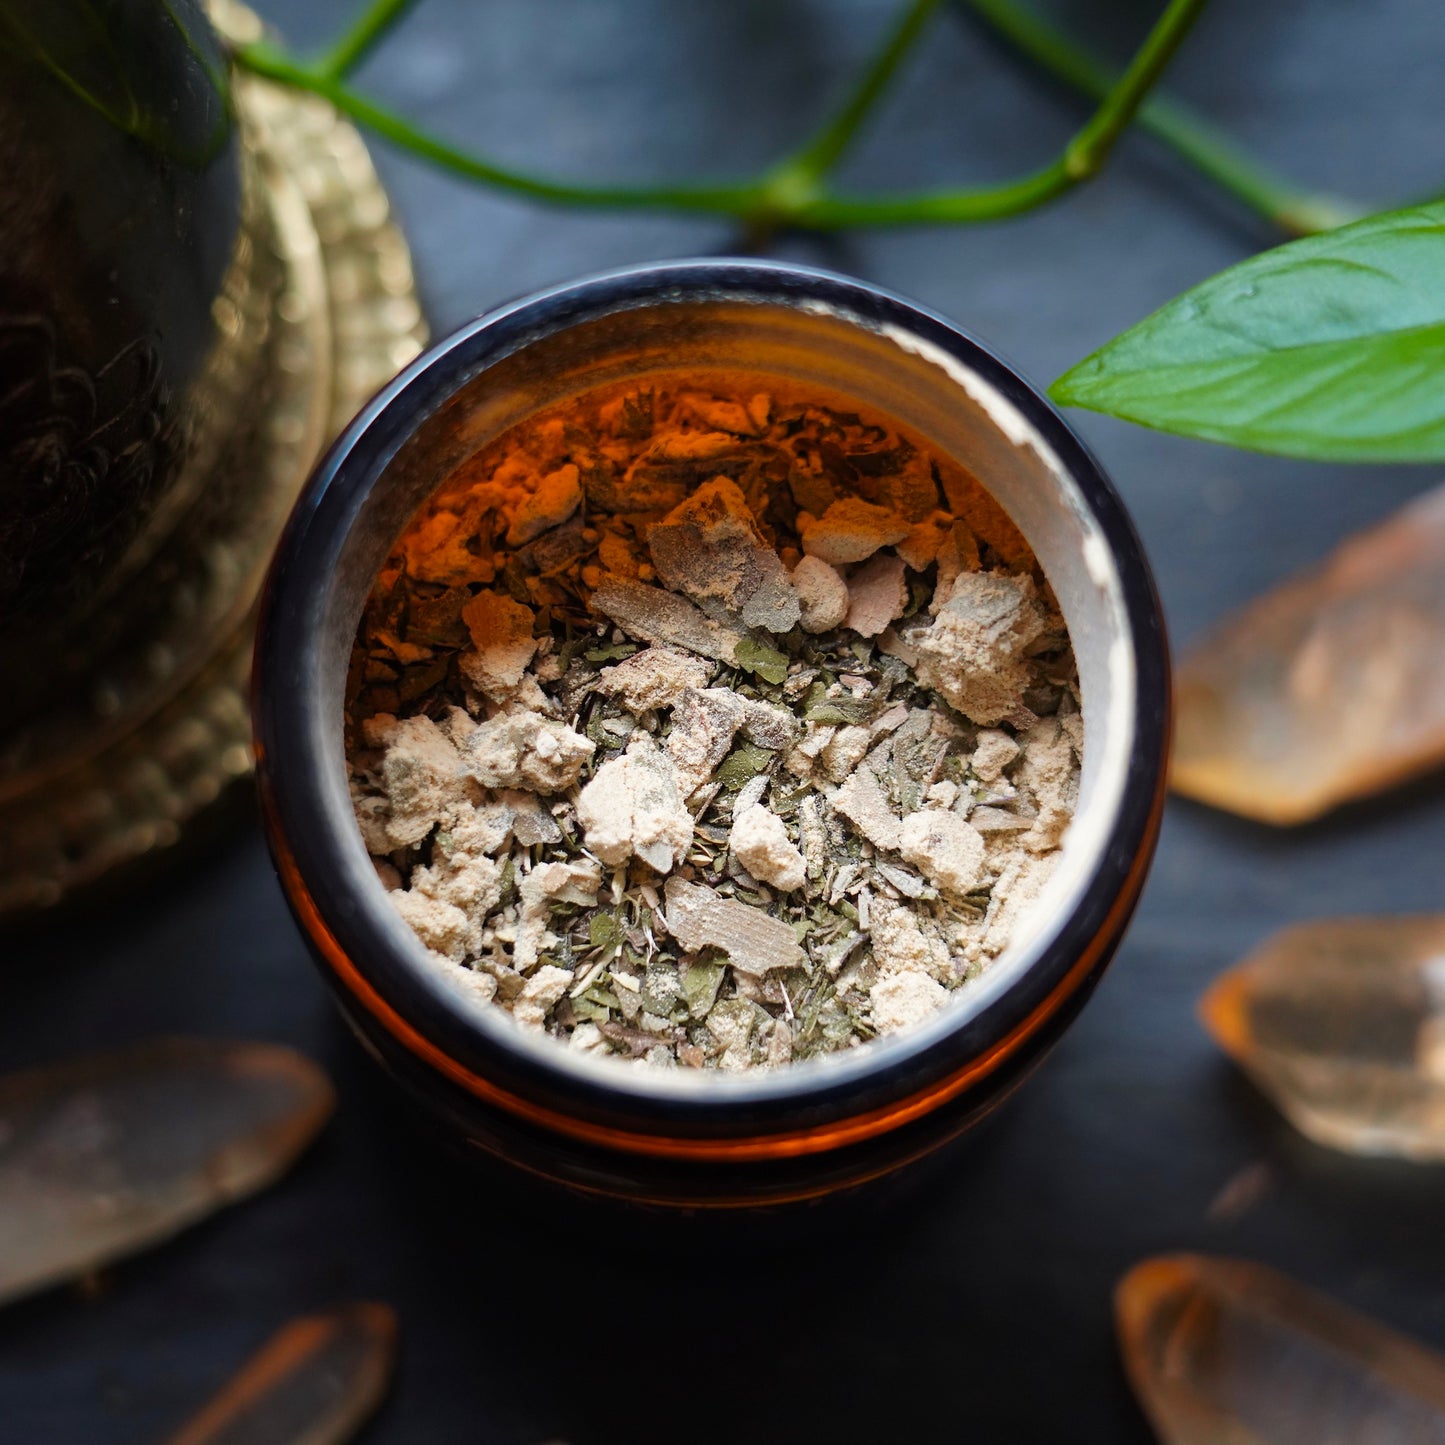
[{"left": 255, "top": 259, "right": 1169, "bottom": 1160}]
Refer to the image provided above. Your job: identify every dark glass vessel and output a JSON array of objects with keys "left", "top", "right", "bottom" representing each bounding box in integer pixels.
[
  {"left": 0, "top": 1, "right": 247, "bottom": 765},
  {"left": 255, "top": 261, "right": 1171, "bottom": 1209}
]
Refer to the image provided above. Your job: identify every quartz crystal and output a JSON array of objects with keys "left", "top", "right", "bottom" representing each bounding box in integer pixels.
[
  {"left": 1117, "top": 1254, "right": 1445, "bottom": 1445},
  {"left": 167, "top": 1303, "right": 397, "bottom": 1445},
  {"left": 1201, "top": 916, "right": 1445, "bottom": 1159},
  {"left": 0, "top": 1039, "right": 334, "bottom": 1305},
  {"left": 1173, "top": 483, "right": 1445, "bottom": 824}
]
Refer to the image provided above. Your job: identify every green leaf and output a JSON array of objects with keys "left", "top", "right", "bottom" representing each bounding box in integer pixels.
[
  {"left": 801, "top": 682, "right": 873, "bottom": 726},
  {"left": 583, "top": 642, "right": 639, "bottom": 663},
  {"left": 735, "top": 636, "right": 789, "bottom": 685},
  {"left": 680, "top": 958, "right": 726, "bottom": 1019},
  {"left": 714, "top": 742, "right": 775, "bottom": 791},
  {"left": 1051, "top": 202, "right": 1445, "bottom": 462},
  {"left": 588, "top": 913, "right": 623, "bottom": 951}
]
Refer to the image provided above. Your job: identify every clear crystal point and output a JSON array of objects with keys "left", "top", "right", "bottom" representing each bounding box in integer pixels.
[
  {"left": 0, "top": 1038, "right": 334, "bottom": 1306},
  {"left": 1173, "top": 483, "right": 1445, "bottom": 824},
  {"left": 1201, "top": 916, "right": 1445, "bottom": 1159},
  {"left": 1117, "top": 1254, "right": 1445, "bottom": 1445},
  {"left": 167, "top": 1303, "right": 398, "bottom": 1445}
]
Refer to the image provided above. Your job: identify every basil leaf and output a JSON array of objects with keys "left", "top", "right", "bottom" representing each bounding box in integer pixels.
[{"left": 1051, "top": 202, "right": 1445, "bottom": 462}]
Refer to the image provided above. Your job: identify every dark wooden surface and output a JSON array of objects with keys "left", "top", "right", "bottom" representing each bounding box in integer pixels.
[{"left": 5, "top": 2, "right": 1445, "bottom": 1440}]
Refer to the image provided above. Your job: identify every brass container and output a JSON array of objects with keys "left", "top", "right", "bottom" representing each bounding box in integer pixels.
[{"left": 0, "top": 0, "right": 426, "bottom": 911}]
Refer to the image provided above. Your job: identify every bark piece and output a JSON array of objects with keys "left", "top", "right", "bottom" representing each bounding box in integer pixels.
[
  {"left": 799, "top": 498, "right": 910, "bottom": 565},
  {"left": 844, "top": 552, "right": 908, "bottom": 638},
  {"left": 591, "top": 577, "right": 744, "bottom": 664},
  {"left": 646, "top": 477, "right": 800, "bottom": 633},
  {"left": 664, "top": 878, "right": 807, "bottom": 975}
]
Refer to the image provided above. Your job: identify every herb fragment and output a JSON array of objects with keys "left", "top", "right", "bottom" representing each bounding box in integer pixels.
[
  {"left": 735, "top": 636, "right": 790, "bottom": 685},
  {"left": 346, "top": 373, "right": 1081, "bottom": 1070}
]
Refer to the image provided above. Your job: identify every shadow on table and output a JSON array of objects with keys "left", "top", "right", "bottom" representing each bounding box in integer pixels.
[{"left": 328, "top": 1016, "right": 1152, "bottom": 1445}]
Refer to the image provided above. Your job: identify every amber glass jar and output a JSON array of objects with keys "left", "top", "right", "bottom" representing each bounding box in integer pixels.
[{"left": 254, "top": 261, "right": 1169, "bottom": 1208}]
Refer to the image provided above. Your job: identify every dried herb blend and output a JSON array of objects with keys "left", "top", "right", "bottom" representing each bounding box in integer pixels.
[{"left": 347, "top": 374, "right": 1081, "bottom": 1069}]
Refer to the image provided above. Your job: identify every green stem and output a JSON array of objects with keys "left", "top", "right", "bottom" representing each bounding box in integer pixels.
[
  {"left": 795, "top": 0, "right": 1212, "bottom": 226},
  {"left": 773, "top": 0, "right": 941, "bottom": 198},
  {"left": 1060, "top": 0, "right": 1210, "bottom": 180},
  {"left": 315, "top": 0, "right": 420, "bottom": 80},
  {"left": 233, "top": 0, "right": 1209, "bottom": 232},
  {"left": 955, "top": 0, "right": 1362, "bottom": 234},
  {"left": 236, "top": 42, "right": 764, "bottom": 215}
]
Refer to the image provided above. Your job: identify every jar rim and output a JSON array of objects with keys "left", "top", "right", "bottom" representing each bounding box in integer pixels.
[{"left": 253, "top": 257, "right": 1170, "bottom": 1156}]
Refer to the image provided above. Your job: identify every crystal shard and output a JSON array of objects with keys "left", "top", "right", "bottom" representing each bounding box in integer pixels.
[
  {"left": 0, "top": 1038, "right": 334, "bottom": 1305},
  {"left": 1117, "top": 1254, "right": 1445, "bottom": 1445},
  {"left": 167, "top": 1303, "right": 398, "bottom": 1445},
  {"left": 1201, "top": 916, "right": 1445, "bottom": 1159},
  {"left": 1173, "top": 482, "right": 1445, "bottom": 824}
]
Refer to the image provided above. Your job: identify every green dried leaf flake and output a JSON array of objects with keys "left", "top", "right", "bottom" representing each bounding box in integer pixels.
[
  {"left": 801, "top": 683, "right": 873, "bottom": 726},
  {"left": 680, "top": 959, "right": 726, "bottom": 1019},
  {"left": 714, "top": 742, "right": 775, "bottom": 791},
  {"left": 586, "top": 716, "right": 622, "bottom": 750},
  {"left": 735, "top": 636, "right": 789, "bottom": 685},
  {"left": 588, "top": 912, "right": 624, "bottom": 951},
  {"left": 1051, "top": 201, "right": 1445, "bottom": 461},
  {"left": 817, "top": 998, "right": 856, "bottom": 1046},
  {"left": 572, "top": 995, "right": 614, "bottom": 1023},
  {"left": 496, "top": 856, "right": 517, "bottom": 910},
  {"left": 640, "top": 966, "right": 683, "bottom": 1016}
]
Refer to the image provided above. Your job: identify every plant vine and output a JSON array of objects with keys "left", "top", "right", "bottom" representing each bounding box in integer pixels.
[{"left": 229, "top": 0, "right": 1353, "bottom": 239}]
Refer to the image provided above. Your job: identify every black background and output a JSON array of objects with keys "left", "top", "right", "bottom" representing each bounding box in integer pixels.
[{"left": 5, "top": 2, "right": 1445, "bottom": 1440}]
